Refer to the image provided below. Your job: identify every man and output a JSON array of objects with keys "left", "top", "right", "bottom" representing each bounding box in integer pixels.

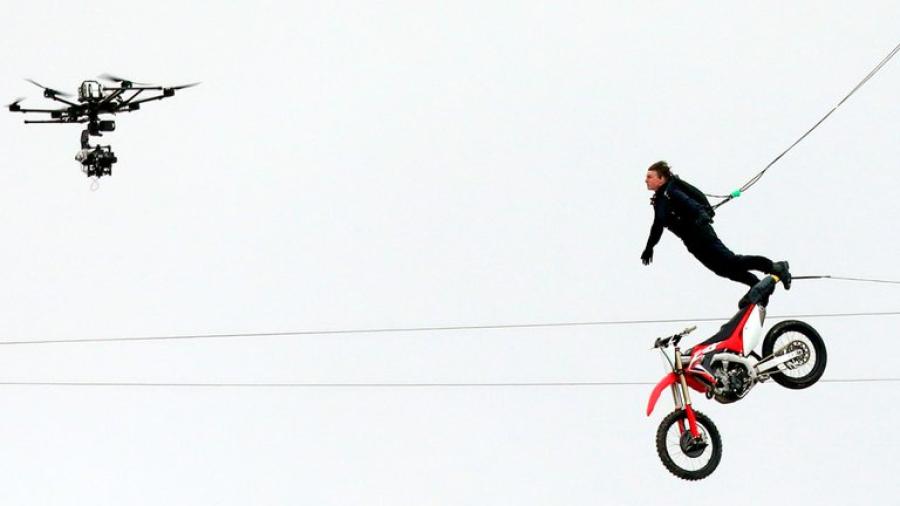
[{"left": 641, "top": 161, "right": 791, "bottom": 302}]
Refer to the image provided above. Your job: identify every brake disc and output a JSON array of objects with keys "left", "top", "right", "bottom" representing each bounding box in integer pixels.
[{"left": 783, "top": 340, "right": 811, "bottom": 369}]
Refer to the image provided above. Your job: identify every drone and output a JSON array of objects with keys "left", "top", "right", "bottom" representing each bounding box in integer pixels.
[{"left": 8, "top": 74, "right": 198, "bottom": 178}]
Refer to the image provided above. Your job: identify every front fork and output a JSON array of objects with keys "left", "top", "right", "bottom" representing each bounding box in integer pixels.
[{"left": 672, "top": 346, "right": 701, "bottom": 438}]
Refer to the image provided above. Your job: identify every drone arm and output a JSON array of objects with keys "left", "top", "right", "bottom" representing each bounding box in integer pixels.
[
  {"left": 100, "top": 85, "right": 164, "bottom": 105},
  {"left": 10, "top": 107, "right": 60, "bottom": 114},
  {"left": 111, "top": 82, "right": 196, "bottom": 110},
  {"left": 107, "top": 86, "right": 165, "bottom": 92},
  {"left": 116, "top": 92, "right": 174, "bottom": 109},
  {"left": 128, "top": 95, "right": 168, "bottom": 105},
  {"left": 44, "top": 95, "right": 78, "bottom": 107},
  {"left": 101, "top": 88, "right": 127, "bottom": 104},
  {"left": 23, "top": 119, "right": 86, "bottom": 124},
  {"left": 114, "top": 89, "right": 146, "bottom": 109}
]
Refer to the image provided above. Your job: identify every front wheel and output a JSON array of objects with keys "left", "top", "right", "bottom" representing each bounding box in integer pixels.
[
  {"left": 655, "top": 409, "right": 722, "bottom": 480},
  {"left": 762, "top": 320, "right": 827, "bottom": 389}
]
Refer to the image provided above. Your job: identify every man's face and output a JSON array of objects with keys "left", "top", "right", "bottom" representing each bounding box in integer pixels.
[{"left": 645, "top": 170, "right": 666, "bottom": 191}]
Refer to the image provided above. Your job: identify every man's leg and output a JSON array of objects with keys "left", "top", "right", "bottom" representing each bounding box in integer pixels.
[
  {"left": 734, "top": 255, "right": 773, "bottom": 273},
  {"left": 685, "top": 226, "right": 761, "bottom": 288},
  {"left": 705, "top": 256, "right": 761, "bottom": 288},
  {"left": 734, "top": 255, "right": 791, "bottom": 289}
]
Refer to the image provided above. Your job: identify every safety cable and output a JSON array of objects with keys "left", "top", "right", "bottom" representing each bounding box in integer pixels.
[
  {"left": 793, "top": 275, "right": 900, "bottom": 285},
  {"left": 0, "top": 310, "right": 897, "bottom": 347},
  {"left": 708, "top": 39, "right": 900, "bottom": 207},
  {"left": 0, "top": 378, "right": 894, "bottom": 388}
]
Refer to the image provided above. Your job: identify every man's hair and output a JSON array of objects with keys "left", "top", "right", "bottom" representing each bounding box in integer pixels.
[{"left": 647, "top": 160, "right": 671, "bottom": 179}]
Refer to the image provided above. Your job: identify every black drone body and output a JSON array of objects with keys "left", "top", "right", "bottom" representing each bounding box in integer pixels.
[{"left": 8, "top": 74, "right": 198, "bottom": 178}]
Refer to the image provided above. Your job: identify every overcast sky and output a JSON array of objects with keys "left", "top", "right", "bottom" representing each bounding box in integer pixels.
[{"left": 1, "top": 1, "right": 899, "bottom": 504}]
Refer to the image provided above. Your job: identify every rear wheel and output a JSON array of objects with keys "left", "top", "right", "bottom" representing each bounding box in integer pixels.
[
  {"left": 655, "top": 409, "right": 722, "bottom": 480},
  {"left": 762, "top": 320, "right": 827, "bottom": 389}
]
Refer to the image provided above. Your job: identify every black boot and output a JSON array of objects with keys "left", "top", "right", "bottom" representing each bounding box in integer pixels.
[
  {"left": 739, "top": 276, "right": 776, "bottom": 308},
  {"left": 771, "top": 261, "right": 791, "bottom": 290}
]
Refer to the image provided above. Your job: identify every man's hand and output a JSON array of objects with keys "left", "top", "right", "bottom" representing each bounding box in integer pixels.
[{"left": 641, "top": 247, "right": 653, "bottom": 266}]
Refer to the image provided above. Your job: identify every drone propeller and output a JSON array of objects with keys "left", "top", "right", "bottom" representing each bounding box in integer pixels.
[
  {"left": 25, "top": 78, "right": 73, "bottom": 97},
  {"left": 7, "top": 97, "right": 25, "bottom": 111},
  {"left": 98, "top": 73, "right": 151, "bottom": 86},
  {"left": 170, "top": 82, "right": 201, "bottom": 90}
]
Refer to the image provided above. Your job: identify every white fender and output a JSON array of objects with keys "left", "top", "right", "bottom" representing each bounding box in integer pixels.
[{"left": 742, "top": 306, "right": 766, "bottom": 355}]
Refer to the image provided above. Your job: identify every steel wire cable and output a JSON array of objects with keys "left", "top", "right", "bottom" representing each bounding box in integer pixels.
[
  {"left": 0, "top": 378, "right": 895, "bottom": 388},
  {"left": 793, "top": 275, "right": 900, "bottom": 285},
  {"left": 708, "top": 39, "right": 900, "bottom": 206},
  {"left": 0, "top": 310, "right": 897, "bottom": 347}
]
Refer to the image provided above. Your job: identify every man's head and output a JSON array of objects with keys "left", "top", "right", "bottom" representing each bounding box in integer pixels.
[{"left": 645, "top": 160, "right": 671, "bottom": 191}]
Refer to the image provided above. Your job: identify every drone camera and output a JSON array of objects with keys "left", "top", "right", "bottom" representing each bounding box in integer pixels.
[
  {"left": 95, "top": 150, "right": 117, "bottom": 172},
  {"left": 79, "top": 146, "right": 118, "bottom": 178},
  {"left": 85, "top": 165, "right": 114, "bottom": 178}
]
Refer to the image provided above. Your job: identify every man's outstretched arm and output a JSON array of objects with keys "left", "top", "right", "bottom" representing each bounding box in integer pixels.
[{"left": 642, "top": 197, "right": 667, "bottom": 265}]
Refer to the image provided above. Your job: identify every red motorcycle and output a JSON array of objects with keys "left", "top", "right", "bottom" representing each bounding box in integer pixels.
[{"left": 646, "top": 275, "right": 827, "bottom": 480}]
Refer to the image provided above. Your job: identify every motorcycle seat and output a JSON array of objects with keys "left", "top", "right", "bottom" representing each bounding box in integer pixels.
[{"left": 686, "top": 306, "right": 751, "bottom": 354}]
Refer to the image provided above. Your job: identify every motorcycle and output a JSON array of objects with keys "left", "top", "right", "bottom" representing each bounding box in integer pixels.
[{"left": 646, "top": 275, "right": 827, "bottom": 480}]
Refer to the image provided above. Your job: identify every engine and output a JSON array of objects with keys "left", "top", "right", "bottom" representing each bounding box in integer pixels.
[{"left": 708, "top": 355, "right": 753, "bottom": 403}]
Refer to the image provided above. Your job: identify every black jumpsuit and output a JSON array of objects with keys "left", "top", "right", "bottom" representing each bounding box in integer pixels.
[{"left": 644, "top": 180, "right": 775, "bottom": 288}]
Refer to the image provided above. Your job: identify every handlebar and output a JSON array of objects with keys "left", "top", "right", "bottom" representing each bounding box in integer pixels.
[{"left": 652, "top": 325, "right": 697, "bottom": 349}]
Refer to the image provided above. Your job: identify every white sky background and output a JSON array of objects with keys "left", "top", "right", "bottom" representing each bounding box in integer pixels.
[{"left": 1, "top": 1, "right": 899, "bottom": 504}]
